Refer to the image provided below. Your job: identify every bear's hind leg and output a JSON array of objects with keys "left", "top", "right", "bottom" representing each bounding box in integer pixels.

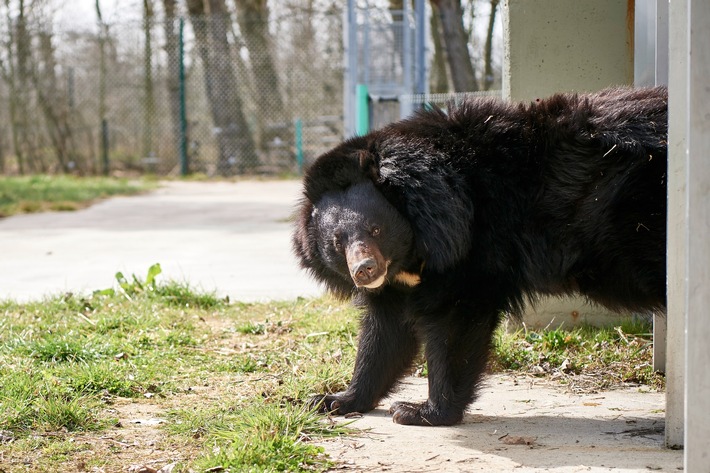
[{"left": 390, "top": 308, "right": 500, "bottom": 426}]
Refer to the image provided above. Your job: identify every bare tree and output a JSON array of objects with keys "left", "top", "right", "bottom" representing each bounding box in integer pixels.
[
  {"left": 234, "top": 0, "right": 284, "bottom": 155},
  {"left": 142, "top": 0, "right": 156, "bottom": 160},
  {"left": 429, "top": 3, "right": 451, "bottom": 93},
  {"left": 34, "top": 31, "right": 78, "bottom": 172},
  {"left": 0, "top": 126, "right": 4, "bottom": 173},
  {"left": 161, "top": 0, "right": 182, "bottom": 158},
  {"left": 482, "top": 0, "right": 498, "bottom": 90},
  {"left": 2, "top": 0, "right": 28, "bottom": 173},
  {"left": 187, "top": 0, "right": 257, "bottom": 174},
  {"left": 430, "top": 0, "right": 478, "bottom": 92}
]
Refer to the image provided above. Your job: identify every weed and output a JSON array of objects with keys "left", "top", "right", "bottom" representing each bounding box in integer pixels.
[
  {"left": 490, "top": 319, "right": 665, "bottom": 391},
  {"left": 178, "top": 402, "right": 349, "bottom": 472},
  {"left": 97, "top": 263, "right": 225, "bottom": 310}
]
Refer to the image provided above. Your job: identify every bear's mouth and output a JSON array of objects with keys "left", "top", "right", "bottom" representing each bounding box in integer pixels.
[
  {"left": 352, "top": 260, "right": 390, "bottom": 289},
  {"left": 346, "top": 241, "right": 389, "bottom": 288},
  {"left": 361, "top": 274, "right": 387, "bottom": 289}
]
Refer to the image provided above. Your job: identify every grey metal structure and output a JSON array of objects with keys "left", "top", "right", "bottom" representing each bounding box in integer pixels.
[
  {"left": 634, "top": 0, "right": 669, "bottom": 87},
  {"left": 343, "top": 0, "right": 428, "bottom": 137}
]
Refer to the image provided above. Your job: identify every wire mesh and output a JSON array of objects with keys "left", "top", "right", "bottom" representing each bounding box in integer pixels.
[
  {"left": 0, "top": 7, "right": 344, "bottom": 176},
  {"left": 0, "top": 2, "right": 502, "bottom": 177}
]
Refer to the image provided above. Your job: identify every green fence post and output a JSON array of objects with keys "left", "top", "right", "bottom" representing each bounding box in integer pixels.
[
  {"left": 294, "top": 118, "right": 304, "bottom": 173},
  {"left": 356, "top": 83, "right": 369, "bottom": 136},
  {"left": 178, "top": 17, "right": 188, "bottom": 176},
  {"left": 101, "top": 119, "right": 109, "bottom": 176}
]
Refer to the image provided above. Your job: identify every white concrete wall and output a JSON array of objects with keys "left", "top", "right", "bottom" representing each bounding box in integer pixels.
[
  {"left": 502, "top": 0, "right": 634, "bottom": 102},
  {"left": 501, "top": 0, "right": 635, "bottom": 328}
]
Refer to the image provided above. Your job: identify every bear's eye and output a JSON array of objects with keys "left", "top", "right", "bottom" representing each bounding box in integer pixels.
[
  {"left": 371, "top": 226, "right": 381, "bottom": 237},
  {"left": 333, "top": 237, "right": 343, "bottom": 252}
]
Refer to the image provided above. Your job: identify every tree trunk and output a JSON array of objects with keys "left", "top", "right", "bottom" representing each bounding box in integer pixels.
[
  {"left": 0, "top": 127, "right": 4, "bottom": 173},
  {"left": 483, "top": 0, "right": 499, "bottom": 90},
  {"left": 96, "top": 0, "right": 108, "bottom": 174},
  {"left": 34, "top": 31, "right": 76, "bottom": 172},
  {"left": 161, "top": 0, "right": 182, "bottom": 163},
  {"left": 0, "top": 4, "right": 23, "bottom": 174},
  {"left": 429, "top": 1, "right": 451, "bottom": 93},
  {"left": 187, "top": 0, "right": 257, "bottom": 175},
  {"left": 430, "top": 0, "right": 478, "bottom": 92},
  {"left": 234, "top": 0, "right": 284, "bottom": 159},
  {"left": 142, "top": 0, "right": 156, "bottom": 162},
  {"left": 5, "top": 0, "right": 34, "bottom": 173}
]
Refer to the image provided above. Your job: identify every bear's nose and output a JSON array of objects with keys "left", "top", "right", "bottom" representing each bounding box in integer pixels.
[{"left": 351, "top": 258, "right": 378, "bottom": 286}]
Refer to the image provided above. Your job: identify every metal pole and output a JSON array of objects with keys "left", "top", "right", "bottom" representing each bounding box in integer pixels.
[
  {"left": 401, "top": 0, "right": 413, "bottom": 119},
  {"left": 356, "top": 84, "right": 369, "bottom": 136},
  {"left": 344, "top": 0, "right": 358, "bottom": 138},
  {"left": 178, "top": 17, "right": 188, "bottom": 176},
  {"left": 101, "top": 119, "right": 109, "bottom": 176},
  {"left": 294, "top": 118, "right": 304, "bottom": 173},
  {"left": 414, "top": 0, "right": 428, "bottom": 95}
]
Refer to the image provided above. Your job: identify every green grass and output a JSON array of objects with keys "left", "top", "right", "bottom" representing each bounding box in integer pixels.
[
  {"left": 168, "top": 402, "right": 350, "bottom": 472},
  {"left": 0, "top": 269, "right": 358, "bottom": 472},
  {"left": 491, "top": 318, "right": 664, "bottom": 391},
  {"left": 0, "top": 175, "right": 153, "bottom": 217},
  {"left": 0, "top": 266, "right": 663, "bottom": 471}
]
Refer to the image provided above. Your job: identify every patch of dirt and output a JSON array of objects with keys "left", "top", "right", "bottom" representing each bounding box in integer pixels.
[{"left": 69, "top": 399, "right": 194, "bottom": 473}]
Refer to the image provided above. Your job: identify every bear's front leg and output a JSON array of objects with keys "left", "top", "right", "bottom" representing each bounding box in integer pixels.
[
  {"left": 310, "top": 291, "right": 419, "bottom": 416},
  {"left": 389, "top": 308, "right": 500, "bottom": 426}
]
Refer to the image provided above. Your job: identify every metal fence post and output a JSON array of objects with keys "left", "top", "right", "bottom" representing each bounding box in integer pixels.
[
  {"left": 178, "top": 17, "right": 189, "bottom": 176},
  {"left": 101, "top": 119, "right": 109, "bottom": 176},
  {"left": 294, "top": 118, "right": 304, "bottom": 173},
  {"left": 356, "top": 84, "right": 369, "bottom": 136}
]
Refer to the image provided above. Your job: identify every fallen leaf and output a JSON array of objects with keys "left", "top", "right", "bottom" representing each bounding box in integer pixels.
[
  {"left": 501, "top": 435, "right": 537, "bottom": 446},
  {"left": 128, "top": 466, "right": 158, "bottom": 473},
  {"left": 157, "top": 463, "right": 178, "bottom": 473},
  {"left": 559, "top": 358, "right": 571, "bottom": 372},
  {"left": 130, "top": 418, "right": 166, "bottom": 426}
]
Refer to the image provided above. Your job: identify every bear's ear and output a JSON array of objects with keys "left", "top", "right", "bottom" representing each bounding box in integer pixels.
[
  {"left": 302, "top": 136, "right": 374, "bottom": 202},
  {"left": 358, "top": 150, "right": 380, "bottom": 181},
  {"left": 292, "top": 199, "right": 318, "bottom": 267}
]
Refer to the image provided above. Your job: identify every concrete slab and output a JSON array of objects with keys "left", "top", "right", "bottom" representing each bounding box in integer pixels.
[
  {"left": 319, "top": 375, "right": 683, "bottom": 472},
  {"left": 0, "top": 180, "right": 323, "bottom": 302}
]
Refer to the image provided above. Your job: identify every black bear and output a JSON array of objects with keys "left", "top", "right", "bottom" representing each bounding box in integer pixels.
[{"left": 292, "top": 86, "right": 668, "bottom": 426}]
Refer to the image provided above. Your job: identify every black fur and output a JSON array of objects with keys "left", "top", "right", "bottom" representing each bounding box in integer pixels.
[{"left": 292, "top": 86, "right": 668, "bottom": 426}]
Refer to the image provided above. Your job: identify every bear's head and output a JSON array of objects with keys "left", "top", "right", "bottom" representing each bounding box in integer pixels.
[
  {"left": 293, "top": 130, "right": 475, "bottom": 297},
  {"left": 294, "top": 179, "right": 419, "bottom": 297}
]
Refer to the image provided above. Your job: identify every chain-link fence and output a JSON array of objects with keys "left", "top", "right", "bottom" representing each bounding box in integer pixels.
[
  {"left": 0, "top": 6, "right": 344, "bottom": 176},
  {"left": 0, "top": 2, "right": 503, "bottom": 177}
]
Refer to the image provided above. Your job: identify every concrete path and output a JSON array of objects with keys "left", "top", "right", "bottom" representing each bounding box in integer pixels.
[{"left": 0, "top": 180, "right": 322, "bottom": 302}]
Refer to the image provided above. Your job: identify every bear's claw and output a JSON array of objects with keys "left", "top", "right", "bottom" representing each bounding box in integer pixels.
[{"left": 389, "top": 401, "right": 463, "bottom": 426}]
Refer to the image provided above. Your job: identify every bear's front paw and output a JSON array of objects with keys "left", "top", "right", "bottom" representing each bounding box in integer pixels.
[
  {"left": 389, "top": 401, "right": 463, "bottom": 426},
  {"left": 308, "top": 393, "right": 361, "bottom": 416}
]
